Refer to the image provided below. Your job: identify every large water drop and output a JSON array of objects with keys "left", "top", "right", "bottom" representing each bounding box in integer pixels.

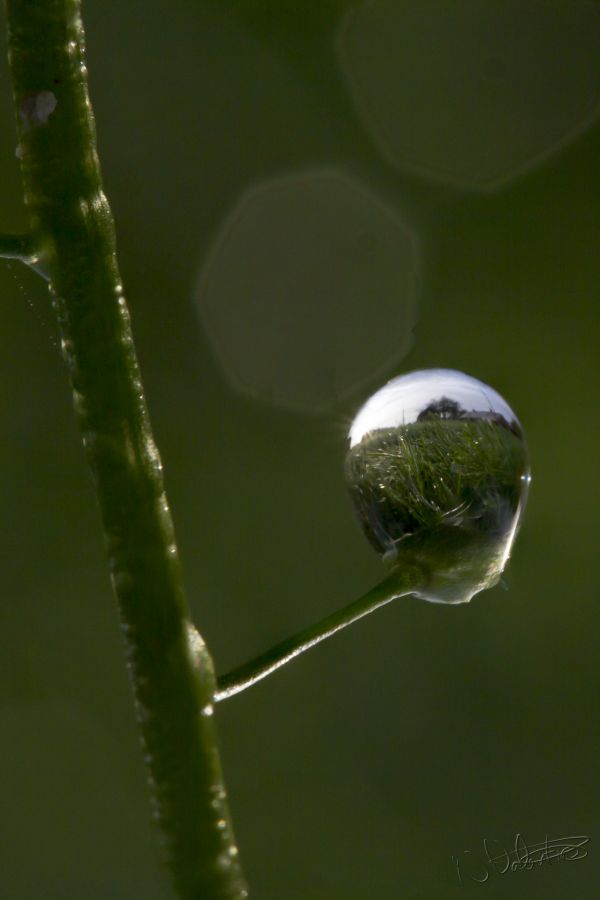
[{"left": 345, "top": 369, "right": 530, "bottom": 603}]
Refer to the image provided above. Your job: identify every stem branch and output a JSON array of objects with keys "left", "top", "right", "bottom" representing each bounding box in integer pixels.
[{"left": 215, "top": 566, "right": 423, "bottom": 701}]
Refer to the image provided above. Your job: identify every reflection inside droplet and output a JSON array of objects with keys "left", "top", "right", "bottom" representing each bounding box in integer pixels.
[{"left": 345, "top": 369, "right": 530, "bottom": 603}]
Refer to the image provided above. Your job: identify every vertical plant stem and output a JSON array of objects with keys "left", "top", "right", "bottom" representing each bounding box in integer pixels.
[{"left": 4, "top": 1, "right": 247, "bottom": 897}]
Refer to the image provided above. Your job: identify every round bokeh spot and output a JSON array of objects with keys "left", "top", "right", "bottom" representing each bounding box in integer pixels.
[
  {"left": 337, "top": 0, "right": 600, "bottom": 189},
  {"left": 197, "top": 171, "right": 419, "bottom": 413}
]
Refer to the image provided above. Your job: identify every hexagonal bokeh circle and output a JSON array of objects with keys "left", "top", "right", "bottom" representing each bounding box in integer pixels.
[
  {"left": 197, "top": 171, "right": 419, "bottom": 414},
  {"left": 337, "top": 0, "right": 600, "bottom": 190}
]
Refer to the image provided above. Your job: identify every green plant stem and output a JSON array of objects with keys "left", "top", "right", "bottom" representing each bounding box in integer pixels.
[
  {"left": 215, "top": 566, "right": 424, "bottom": 701},
  {"left": 4, "top": 2, "right": 246, "bottom": 897}
]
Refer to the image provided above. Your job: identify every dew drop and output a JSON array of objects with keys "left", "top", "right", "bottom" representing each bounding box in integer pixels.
[
  {"left": 209, "top": 784, "right": 227, "bottom": 812},
  {"left": 345, "top": 369, "right": 530, "bottom": 604}
]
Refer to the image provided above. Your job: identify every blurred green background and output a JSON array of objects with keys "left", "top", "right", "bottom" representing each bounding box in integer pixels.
[{"left": 1, "top": 1, "right": 599, "bottom": 897}]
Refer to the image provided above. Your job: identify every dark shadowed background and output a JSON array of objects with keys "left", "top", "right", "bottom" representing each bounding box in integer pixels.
[{"left": 1, "top": 1, "right": 599, "bottom": 897}]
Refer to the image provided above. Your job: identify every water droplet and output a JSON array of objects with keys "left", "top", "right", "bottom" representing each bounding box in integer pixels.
[
  {"left": 345, "top": 369, "right": 530, "bottom": 604},
  {"left": 209, "top": 784, "right": 226, "bottom": 810},
  {"left": 217, "top": 851, "right": 233, "bottom": 871}
]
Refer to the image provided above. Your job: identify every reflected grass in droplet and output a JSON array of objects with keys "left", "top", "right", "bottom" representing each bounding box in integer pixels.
[
  {"left": 345, "top": 369, "right": 530, "bottom": 603},
  {"left": 346, "top": 418, "right": 525, "bottom": 546}
]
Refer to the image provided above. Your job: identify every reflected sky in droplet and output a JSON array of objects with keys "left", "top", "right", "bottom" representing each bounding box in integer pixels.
[
  {"left": 196, "top": 170, "right": 419, "bottom": 414},
  {"left": 338, "top": 0, "right": 600, "bottom": 189},
  {"left": 349, "top": 369, "right": 519, "bottom": 447}
]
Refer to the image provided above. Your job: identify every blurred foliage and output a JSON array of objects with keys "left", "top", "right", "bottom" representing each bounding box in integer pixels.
[{"left": 1, "top": 1, "right": 599, "bottom": 898}]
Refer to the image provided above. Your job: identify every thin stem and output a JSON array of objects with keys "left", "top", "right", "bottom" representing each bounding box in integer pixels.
[
  {"left": 215, "top": 565, "right": 424, "bottom": 701},
  {"left": 0, "top": 231, "right": 35, "bottom": 261},
  {"left": 5, "top": 2, "right": 246, "bottom": 898}
]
